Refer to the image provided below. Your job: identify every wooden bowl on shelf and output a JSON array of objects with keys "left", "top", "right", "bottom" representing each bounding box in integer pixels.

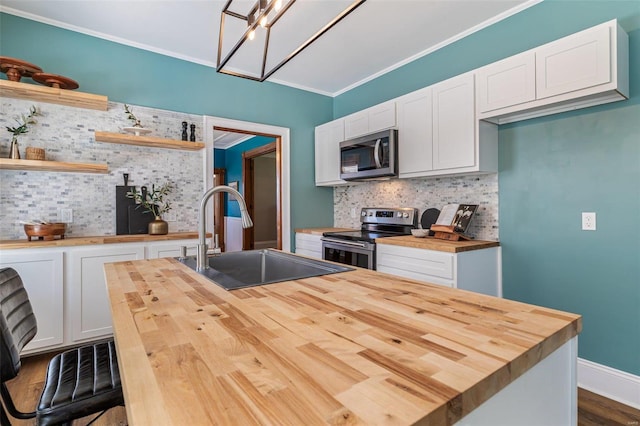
[{"left": 24, "top": 223, "right": 66, "bottom": 241}]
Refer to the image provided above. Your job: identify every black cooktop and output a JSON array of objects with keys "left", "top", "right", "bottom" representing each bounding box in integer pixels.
[{"left": 323, "top": 229, "right": 407, "bottom": 243}]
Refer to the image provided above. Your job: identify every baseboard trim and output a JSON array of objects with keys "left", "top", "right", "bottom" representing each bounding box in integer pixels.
[{"left": 578, "top": 357, "right": 640, "bottom": 409}]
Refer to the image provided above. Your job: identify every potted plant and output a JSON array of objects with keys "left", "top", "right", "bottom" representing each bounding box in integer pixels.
[
  {"left": 5, "top": 105, "right": 40, "bottom": 159},
  {"left": 127, "top": 182, "right": 173, "bottom": 235},
  {"left": 123, "top": 104, "right": 151, "bottom": 136}
]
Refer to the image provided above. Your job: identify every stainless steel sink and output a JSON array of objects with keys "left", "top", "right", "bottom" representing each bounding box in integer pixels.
[{"left": 177, "top": 249, "right": 353, "bottom": 290}]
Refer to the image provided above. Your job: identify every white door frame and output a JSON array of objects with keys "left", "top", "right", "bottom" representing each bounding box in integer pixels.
[{"left": 202, "top": 116, "right": 291, "bottom": 252}]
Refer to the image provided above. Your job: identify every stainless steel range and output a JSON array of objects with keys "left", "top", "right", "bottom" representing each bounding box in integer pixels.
[{"left": 322, "top": 207, "right": 418, "bottom": 270}]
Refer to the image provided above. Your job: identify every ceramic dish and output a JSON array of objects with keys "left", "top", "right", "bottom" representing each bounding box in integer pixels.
[{"left": 411, "top": 228, "right": 430, "bottom": 238}]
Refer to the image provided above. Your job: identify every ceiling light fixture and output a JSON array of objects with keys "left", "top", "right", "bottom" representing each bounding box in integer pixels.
[{"left": 216, "top": 0, "right": 367, "bottom": 82}]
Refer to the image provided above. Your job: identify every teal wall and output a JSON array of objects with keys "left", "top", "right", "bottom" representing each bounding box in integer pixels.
[
  {"left": 3, "top": 1, "right": 639, "bottom": 375},
  {"left": 219, "top": 135, "right": 274, "bottom": 217},
  {"left": 334, "top": 1, "right": 640, "bottom": 375},
  {"left": 0, "top": 13, "right": 336, "bottom": 249}
]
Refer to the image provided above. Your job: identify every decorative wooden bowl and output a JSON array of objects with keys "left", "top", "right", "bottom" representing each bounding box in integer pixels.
[
  {"left": 0, "top": 56, "right": 43, "bottom": 82},
  {"left": 31, "top": 72, "right": 79, "bottom": 90},
  {"left": 24, "top": 223, "right": 67, "bottom": 241}
]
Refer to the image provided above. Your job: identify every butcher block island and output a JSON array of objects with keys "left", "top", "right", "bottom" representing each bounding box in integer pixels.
[{"left": 104, "top": 257, "right": 581, "bottom": 425}]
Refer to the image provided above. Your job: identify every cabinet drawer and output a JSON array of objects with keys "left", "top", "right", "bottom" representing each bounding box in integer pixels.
[
  {"left": 295, "top": 233, "right": 322, "bottom": 251},
  {"left": 377, "top": 244, "right": 454, "bottom": 280}
]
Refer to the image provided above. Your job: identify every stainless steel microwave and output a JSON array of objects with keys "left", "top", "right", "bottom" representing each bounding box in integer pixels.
[{"left": 339, "top": 129, "right": 398, "bottom": 181}]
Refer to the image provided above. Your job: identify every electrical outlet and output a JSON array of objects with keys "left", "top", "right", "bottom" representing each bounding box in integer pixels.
[
  {"left": 350, "top": 208, "right": 357, "bottom": 219},
  {"left": 59, "top": 208, "right": 73, "bottom": 223},
  {"left": 582, "top": 212, "right": 596, "bottom": 231}
]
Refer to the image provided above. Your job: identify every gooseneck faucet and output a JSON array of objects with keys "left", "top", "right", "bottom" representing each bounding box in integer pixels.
[{"left": 197, "top": 185, "right": 253, "bottom": 270}]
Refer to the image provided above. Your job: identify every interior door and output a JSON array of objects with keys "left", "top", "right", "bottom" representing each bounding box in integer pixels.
[{"left": 213, "top": 168, "right": 225, "bottom": 252}]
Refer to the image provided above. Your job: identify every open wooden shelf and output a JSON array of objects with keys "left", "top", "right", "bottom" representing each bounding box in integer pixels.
[
  {"left": 95, "top": 131, "right": 205, "bottom": 151},
  {"left": 0, "top": 158, "right": 108, "bottom": 174},
  {"left": 0, "top": 79, "right": 108, "bottom": 111}
]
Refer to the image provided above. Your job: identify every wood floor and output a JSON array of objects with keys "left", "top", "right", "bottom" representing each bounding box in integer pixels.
[{"left": 3, "top": 352, "right": 639, "bottom": 425}]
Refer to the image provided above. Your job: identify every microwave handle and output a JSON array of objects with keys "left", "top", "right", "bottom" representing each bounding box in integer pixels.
[{"left": 374, "top": 138, "right": 382, "bottom": 168}]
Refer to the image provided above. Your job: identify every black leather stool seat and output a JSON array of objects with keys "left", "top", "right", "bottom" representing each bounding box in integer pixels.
[{"left": 36, "top": 340, "right": 124, "bottom": 426}]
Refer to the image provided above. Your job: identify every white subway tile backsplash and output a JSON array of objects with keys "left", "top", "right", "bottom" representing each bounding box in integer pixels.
[
  {"left": 333, "top": 174, "right": 499, "bottom": 241},
  {"left": 1, "top": 98, "right": 204, "bottom": 240}
]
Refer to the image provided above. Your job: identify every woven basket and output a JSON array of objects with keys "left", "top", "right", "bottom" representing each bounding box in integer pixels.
[{"left": 25, "top": 147, "right": 45, "bottom": 161}]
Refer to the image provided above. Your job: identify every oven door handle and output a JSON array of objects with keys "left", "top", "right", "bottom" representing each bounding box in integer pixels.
[
  {"left": 373, "top": 138, "right": 382, "bottom": 169},
  {"left": 322, "top": 238, "right": 368, "bottom": 248}
]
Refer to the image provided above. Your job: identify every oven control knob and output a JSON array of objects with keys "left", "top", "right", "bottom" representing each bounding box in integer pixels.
[
  {"left": 361, "top": 211, "right": 367, "bottom": 217},
  {"left": 368, "top": 212, "right": 373, "bottom": 216},
  {"left": 396, "top": 212, "right": 402, "bottom": 217},
  {"left": 402, "top": 212, "right": 409, "bottom": 218}
]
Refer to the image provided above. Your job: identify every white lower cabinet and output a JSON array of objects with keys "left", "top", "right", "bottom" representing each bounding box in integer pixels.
[
  {"left": 0, "top": 249, "right": 64, "bottom": 353},
  {"left": 69, "top": 244, "right": 145, "bottom": 342},
  {"left": 2, "top": 239, "right": 200, "bottom": 354},
  {"left": 376, "top": 243, "right": 501, "bottom": 297},
  {"left": 295, "top": 232, "right": 323, "bottom": 260}
]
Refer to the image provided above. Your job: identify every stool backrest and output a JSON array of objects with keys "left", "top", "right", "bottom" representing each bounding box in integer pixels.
[{"left": 0, "top": 267, "right": 37, "bottom": 382}]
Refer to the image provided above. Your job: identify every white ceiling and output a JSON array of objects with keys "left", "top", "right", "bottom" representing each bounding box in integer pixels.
[{"left": 1, "top": 0, "right": 539, "bottom": 97}]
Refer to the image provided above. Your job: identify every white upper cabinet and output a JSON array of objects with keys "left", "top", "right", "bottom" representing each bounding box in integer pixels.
[
  {"left": 479, "top": 19, "right": 628, "bottom": 124},
  {"left": 432, "top": 73, "right": 477, "bottom": 171},
  {"left": 397, "top": 73, "right": 497, "bottom": 178},
  {"left": 397, "top": 87, "right": 433, "bottom": 178},
  {"left": 344, "top": 100, "right": 396, "bottom": 139},
  {"left": 477, "top": 51, "right": 536, "bottom": 113},
  {"left": 315, "top": 118, "right": 346, "bottom": 186},
  {"left": 536, "top": 23, "right": 611, "bottom": 99}
]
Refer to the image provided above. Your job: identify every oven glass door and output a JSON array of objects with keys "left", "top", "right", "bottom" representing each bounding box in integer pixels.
[
  {"left": 340, "top": 137, "right": 390, "bottom": 174},
  {"left": 322, "top": 240, "right": 374, "bottom": 270}
]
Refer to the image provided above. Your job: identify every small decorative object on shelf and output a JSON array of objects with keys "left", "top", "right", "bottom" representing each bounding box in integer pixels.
[
  {"left": 123, "top": 104, "right": 151, "bottom": 136},
  {"left": 5, "top": 105, "right": 40, "bottom": 160},
  {"left": 25, "top": 147, "right": 45, "bottom": 160},
  {"left": 127, "top": 182, "right": 174, "bottom": 235},
  {"left": 190, "top": 124, "right": 196, "bottom": 142},
  {"left": 181, "top": 121, "right": 188, "bottom": 141}
]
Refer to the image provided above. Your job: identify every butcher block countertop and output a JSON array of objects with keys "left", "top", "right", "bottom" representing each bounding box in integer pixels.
[
  {"left": 377, "top": 236, "right": 500, "bottom": 253},
  {"left": 296, "top": 227, "right": 355, "bottom": 236},
  {"left": 0, "top": 232, "right": 204, "bottom": 250},
  {"left": 105, "top": 257, "right": 580, "bottom": 425}
]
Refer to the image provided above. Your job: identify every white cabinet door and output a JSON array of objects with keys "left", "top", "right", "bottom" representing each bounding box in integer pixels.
[
  {"left": 536, "top": 23, "right": 611, "bottom": 99},
  {"left": 477, "top": 51, "right": 536, "bottom": 113},
  {"left": 344, "top": 100, "right": 396, "bottom": 139},
  {"left": 315, "top": 119, "right": 345, "bottom": 186},
  {"left": 147, "top": 239, "right": 198, "bottom": 258},
  {"left": 344, "top": 111, "right": 369, "bottom": 139},
  {"left": 432, "top": 73, "right": 476, "bottom": 170},
  {"left": 69, "top": 244, "right": 145, "bottom": 342},
  {"left": 397, "top": 86, "right": 433, "bottom": 178},
  {"left": 295, "top": 233, "right": 323, "bottom": 259},
  {"left": 0, "top": 250, "right": 64, "bottom": 352},
  {"left": 368, "top": 101, "right": 396, "bottom": 133}
]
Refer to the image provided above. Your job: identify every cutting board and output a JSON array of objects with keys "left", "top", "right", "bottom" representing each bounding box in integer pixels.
[{"left": 116, "top": 186, "right": 136, "bottom": 235}]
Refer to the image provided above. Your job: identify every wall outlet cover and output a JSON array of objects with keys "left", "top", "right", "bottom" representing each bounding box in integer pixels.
[{"left": 582, "top": 212, "right": 596, "bottom": 231}]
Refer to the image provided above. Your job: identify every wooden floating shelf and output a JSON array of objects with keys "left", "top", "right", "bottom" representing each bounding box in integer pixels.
[
  {"left": 94, "top": 131, "right": 205, "bottom": 151},
  {"left": 0, "top": 79, "right": 108, "bottom": 111},
  {"left": 0, "top": 158, "right": 108, "bottom": 174}
]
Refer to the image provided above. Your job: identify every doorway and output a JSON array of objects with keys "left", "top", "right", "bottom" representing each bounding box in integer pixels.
[
  {"left": 242, "top": 141, "right": 280, "bottom": 250},
  {"left": 213, "top": 126, "right": 283, "bottom": 252}
]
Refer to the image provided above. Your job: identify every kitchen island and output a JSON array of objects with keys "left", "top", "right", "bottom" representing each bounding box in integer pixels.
[{"left": 105, "top": 257, "right": 581, "bottom": 425}]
